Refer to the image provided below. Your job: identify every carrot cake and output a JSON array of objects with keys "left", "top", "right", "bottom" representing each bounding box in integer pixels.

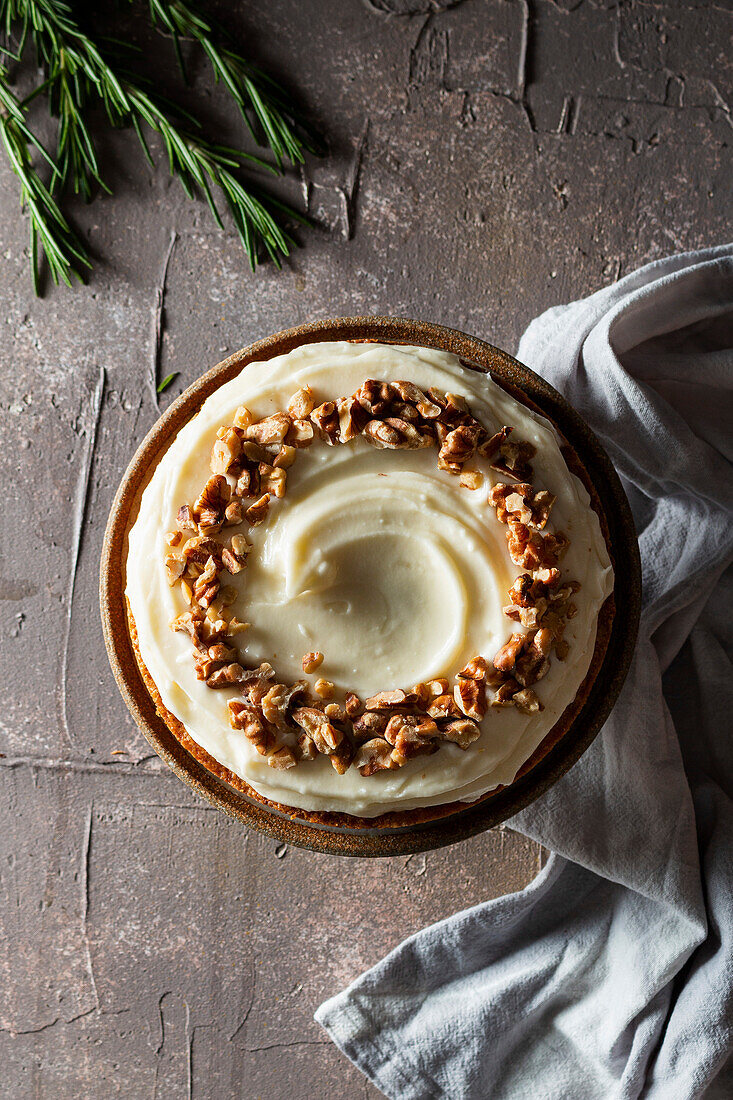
[{"left": 125, "top": 340, "right": 614, "bottom": 819}]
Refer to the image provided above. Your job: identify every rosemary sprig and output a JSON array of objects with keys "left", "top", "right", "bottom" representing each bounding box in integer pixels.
[
  {"left": 146, "top": 0, "right": 316, "bottom": 167},
  {"left": 0, "top": 0, "right": 317, "bottom": 292},
  {"left": 0, "top": 67, "right": 89, "bottom": 289}
]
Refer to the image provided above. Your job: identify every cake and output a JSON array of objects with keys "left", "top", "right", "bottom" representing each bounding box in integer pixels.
[{"left": 125, "top": 340, "right": 614, "bottom": 826}]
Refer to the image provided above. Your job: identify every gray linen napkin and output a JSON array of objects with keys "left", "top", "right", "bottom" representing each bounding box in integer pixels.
[{"left": 315, "top": 246, "right": 733, "bottom": 1100}]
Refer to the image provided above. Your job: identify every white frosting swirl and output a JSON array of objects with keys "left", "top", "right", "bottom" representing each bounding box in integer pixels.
[{"left": 126, "top": 341, "right": 613, "bottom": 817}]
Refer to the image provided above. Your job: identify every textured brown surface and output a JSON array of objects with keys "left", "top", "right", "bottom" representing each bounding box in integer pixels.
[
  {"left": 108, "top": 320, "right": 633, "bottom": 852},
  {"left": 1, "top": 1, "right": 729, "bottom": 1095}
]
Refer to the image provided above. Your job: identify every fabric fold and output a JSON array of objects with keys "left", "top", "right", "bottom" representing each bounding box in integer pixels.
[{"left": 316, "top": 246, "right": 733, "bottom": 1099}]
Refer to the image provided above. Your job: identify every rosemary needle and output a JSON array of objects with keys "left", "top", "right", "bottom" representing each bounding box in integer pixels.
[{"left": 156, "top": 371, "right": 178, "bottom": 393}]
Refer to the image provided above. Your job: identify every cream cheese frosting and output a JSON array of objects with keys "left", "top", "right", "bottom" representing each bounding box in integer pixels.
[{"left": 126, "top": 341, "right": 613, "bottom": 817}]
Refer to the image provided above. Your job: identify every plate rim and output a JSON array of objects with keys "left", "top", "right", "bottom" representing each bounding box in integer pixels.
[{"left": 100, "top": 316, "right": 641, "bottom": 857}]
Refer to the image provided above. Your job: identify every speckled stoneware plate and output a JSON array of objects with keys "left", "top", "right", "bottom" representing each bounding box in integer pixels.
[{"left": 100, "top": 317, "right": 640, "bottom": 857}]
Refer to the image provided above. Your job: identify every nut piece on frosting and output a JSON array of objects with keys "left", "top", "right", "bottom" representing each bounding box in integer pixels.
[
  {"left": 354, "top": 738, "right": 398, "bottom": 777},
  {"left": 440, "top": 718, "right": 482, "bottom": 749},
  {"left": 302, "top": 651, "right": 324, "bottom": 674},
  {"left": 314, "top": 678, "right": 335, "bottom": 700},
  {"left": 288, "top": 385, "right": 315, "bottom": 419},
  {"left": 193, "top": 475, "right": 230, "bottom": 533}
]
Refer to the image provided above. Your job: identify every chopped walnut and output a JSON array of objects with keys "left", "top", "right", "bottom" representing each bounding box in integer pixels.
[
  {"left": 384, "top": 714, "right": 438, "bottom": 766},
  {"left": 491, "top": 438, "right": 536, "bottom": 482},
  {"left": 233, "top": 405, "right": 253, "bottom": 429},
  {"left": 491, "top": 679, "right": 521, "bottom": 707},
  {"left": 292, "top": 707, "right": 343, "bottom": 753},
  {"left": 261, "top": 681, "right": 308, "bottom": 726},
  {"left": 345, "top": 692, "right": 362, "bottom": 717},
  {"left": 504, "top": 487, "right": 536, "bottom": 525},
  {"left": 267, "top": 746, "right": 298, "bottom": 770},
  {"left": 384, "top": 713, "right": 437, "bottom": 744},
  {"left": 384, "top": 417, "right": 433, "bottom": 449},
  {"left": 434, "top": 391, "right": 470, "bottom": 425},
  {"left": 224, "top": 499, "right": 244, "bottom": 525},
  {"left": 506, "top": 523, "right": 554, "bottom": 571},
  {"left": 231, "top": 533, "right": 251, "bottom": 558},
  {"left": 354, "top": 737, "right": 397, "bottom": 776},
  {"left": 532, "top": 566, "right": 556, "bottom": 586},
  {"left": 508, "top": 573, "right": 544, "bottom": 606},
  {"left": 288, "top": 386, "right": 315, "bottom": 419},
  {"left": 193, "top": 475, "right": 230, "bottom": 533},
  {"left": 352, "top": 711, "right": 388, "bottom": 743},
  {"left": 354, "top": 379, "right": 395, "bottom": 417},
  {"left": 259, "top": 463, "right": 287, "bottom": 498},
  {"left": 440, "top": 718, "right": 482, "bottom": 749},
  {"left": 210, "top": 426, "right": 242, "bottom": 475},
  {"left": 530, "top": 490, "right": 556, "bottom": 529},
  {"left": 337, "top": 395, "right": 369, "bottom": 442},
  {"left": 329, "top": 740, "right": 355, "bottom": 775},
  {"left": 245, "top": 493, "right": 270, "bottom": 525},
  {"left": 314, "top": 678, "right": 335, "bottom": 700},
  {"left": 392, "top": 380, "right": 441, "bottom": 419},
  {"left": 325, "top": 702, "right": 346, "bottom": 722},
  {"left": 241, "top": 440, "right": 273, "bottom": 465},
  {"left": 310, "top": 401, "right": 340, "bottom": 444},
  {"left": 245, "top": 413, "right": 291, "bottom": 446},
  {"left": 392, "top": 400, "right": 420, "bottom": 423},
  {"left": 513, "top": 649, "right": 551, "bottom": 688},
  {"left": 165, "top": 555, "right": 185, "bottom": 585},
  {"left": 409, "top": 682, "right": 431, "bottom": 708},
  {"left": 206, "top": 662, "right": 244, "bottom": 688},
  {"left": 426, "top": 677, "right": 450, "bottom": 698},
  {"left": 286, "top": 418, "right": 315, "bottom": 447},
  {"left": 165, "top": 530, "right": 183, "bottom": 548},
  {"left": 513, "top": 688, "right": 542, "bottom": 713},
  {"left": 302, "top": 651, "right": 324, "bottom": 674},
  {"left": 458, "top": 656, "right": 489, "bottom": 681},
  {"left": 460, "top": 469, "right": 483, "bottom": 490},
  {"left": 193, "top": 555, "right": 220, "bottom": 608},
  {"left": 273, "top": 444, "right": 296, "bottom": 469},
  {"left": 228, "top": 700, "right": 271, "bottom": 754},
  {"left": 454, "top": 677, "right": 487, "bottom": 720},
  {"left": 182, "top": 539, "right": 213, "bottom": 572},
  {"left": 426, "top": 693, "right": 463, "bottom": 721},
  {"left": 504, "top": 602, "right": 545, "bottom": 629},
  {"left": 177, "top": 504, "right": 197, "bottom": 531},
  {"left": 438, "top": 424, "right": 480, "bottom": 471},
  {"left": 477, "top": 425, "right": 512, "bottom": 460},
  {"left": 221, "top": 547, "right": 243, "bottom": 575},
  {"left": 227, "top": 617, "right": 250, "bottom": 634},
  {"left": 235, "top": 468, "right": 256, "bottom": 498},
  {"left": 170, "top": 610, "right": 200, "bottom": 638},
  {"left": 493, "top": 632, "right": 526, "bottom": 672},
  {"left": 362, "top": 419, "right": 402, "bottom": 448},
  {"left": 208, "top": 642, "right": 237, "bottom": 662},
  {"left": 364, "top": 689, "right": 409, "bottom": 711},
  {"left": 295, "top": 733, "right": 318, "bottom": 761}
]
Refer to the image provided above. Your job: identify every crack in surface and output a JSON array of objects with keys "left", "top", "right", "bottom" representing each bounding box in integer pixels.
[
  {"left": 338, "top": 117, "right": 370, "bottom": 240},
  {"left": 57, "top": 365, "right": 106, "bottom": 752},
  {"left": 80, "top": 801, "right": 100, "bottom": 1012},
  {"left": 0, "top": 754, "right": 170, "bottom": 775},
  {"left": 149, "top": 229, "right": 178, "bottom": 408},
  {"left": 362, "top": 0, "right": 465, "bottom": 16}
]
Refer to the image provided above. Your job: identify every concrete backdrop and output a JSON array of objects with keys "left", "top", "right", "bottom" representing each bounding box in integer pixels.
[{"left": 0, "top": 1, "right": 729, "bottom": 1096}]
